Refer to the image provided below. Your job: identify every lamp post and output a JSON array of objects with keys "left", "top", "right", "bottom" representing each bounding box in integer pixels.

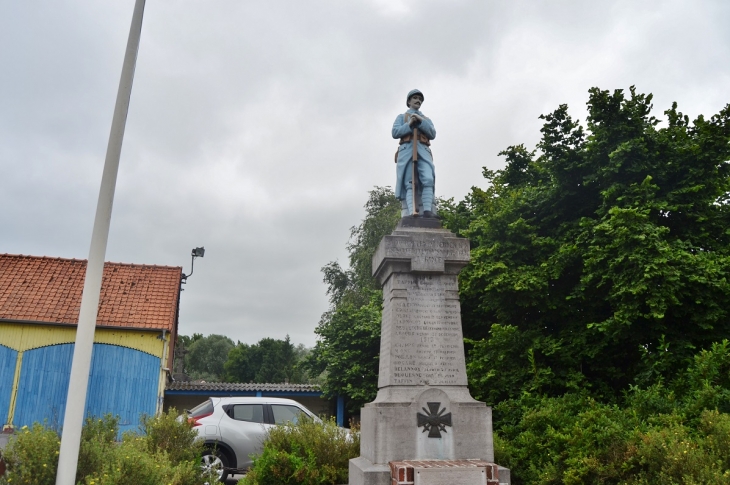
[
  {"left": 55, "top": 1, "right": 146, "bottom": 483},
  {"left": 181, "top": 246, "right": 206, "bottom": 284}
]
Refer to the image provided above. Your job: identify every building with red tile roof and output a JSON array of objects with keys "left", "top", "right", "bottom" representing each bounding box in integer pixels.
[
  {"left": 0, "top": 254, "right": 181, "bottom": 331},
  {"left": 0, "top": 253, "right": 183, "bottom": 434}
]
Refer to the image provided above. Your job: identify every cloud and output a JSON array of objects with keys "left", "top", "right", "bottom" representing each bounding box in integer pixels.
[{"left": 1, "top": 0, "right": 729, "bottom": 347}]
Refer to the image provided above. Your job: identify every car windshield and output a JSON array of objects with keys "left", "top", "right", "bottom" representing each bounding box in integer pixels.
[{"left": 189, "top": 399, "right": 214, "bottom": 418}]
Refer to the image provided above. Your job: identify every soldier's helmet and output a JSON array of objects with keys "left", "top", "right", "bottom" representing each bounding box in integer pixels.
[{"left": 406, "top": 89, "right": 424, "bottom": 107}]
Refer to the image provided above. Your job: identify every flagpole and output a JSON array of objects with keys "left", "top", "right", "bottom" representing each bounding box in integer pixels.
[{"left": 55, "top": 1, "right": 146, "bottom": 483}]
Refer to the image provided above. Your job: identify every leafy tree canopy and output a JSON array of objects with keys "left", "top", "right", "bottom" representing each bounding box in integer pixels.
[
  {"left": 304, "top": 187, "right": 401, "bottom": 410},
  {"left": 439, "top": 86, "right": 730, "bottom": 404},
  {"left": 224, "top": 335, "right": 309, "bottom": 384},
  {"left": 177, "top": 333, "right": 203, "bottom": 349},
  {"left": 178, "top": 333, "right": 311, "bottom": 383},
  {"left": 184, "top": 333, "right": 235, "bottom": 381}
]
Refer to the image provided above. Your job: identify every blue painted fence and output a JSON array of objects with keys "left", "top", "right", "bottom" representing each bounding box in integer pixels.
[
  {"left": 13, "top": 343, "right": 159, "bottom": 434},
  {"left": 0, "top": 344, "right": 18, "bottom": 425}
]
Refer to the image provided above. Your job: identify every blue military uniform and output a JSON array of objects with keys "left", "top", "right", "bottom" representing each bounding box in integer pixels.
[{"left": 392, "top": 89, "right": 436, "bottom": 216}]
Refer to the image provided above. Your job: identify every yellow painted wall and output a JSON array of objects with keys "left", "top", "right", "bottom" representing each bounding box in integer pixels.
[{"left": 0, "top": 322, "right": 165, "bottom": 358}]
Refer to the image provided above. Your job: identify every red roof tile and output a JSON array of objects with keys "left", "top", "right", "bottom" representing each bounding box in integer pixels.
[{"left": 0, "top": 254, "right": 181, "bottom": 331}]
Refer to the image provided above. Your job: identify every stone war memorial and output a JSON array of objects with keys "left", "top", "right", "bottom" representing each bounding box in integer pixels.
[{"left": 348, "top": 90, "right": 510, "bottom": 485}]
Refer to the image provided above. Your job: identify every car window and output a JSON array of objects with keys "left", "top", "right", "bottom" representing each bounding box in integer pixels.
[
  {"left": 232, "top": 404, "right": 264, "bottom": 423},
  {"left": 271, "top": 404, "right": 305, "bottom": 425},
  {"left": 189, "top": 399, "right": 214, "bottom": 418}
]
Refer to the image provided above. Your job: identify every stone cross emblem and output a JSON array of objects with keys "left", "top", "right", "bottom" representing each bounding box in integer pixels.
[{"left": 417, "top": 402, "right": 452, "bottom": 438}]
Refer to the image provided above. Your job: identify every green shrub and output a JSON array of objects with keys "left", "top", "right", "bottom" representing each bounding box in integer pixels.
[
  {"left": 76, "top": 415, "right": 119, "bottom": 482},
  {"left": 138, "top": 408, "right": 202, "bottom": 465},
  {"left": 491, "top": 342, "right": 730, "bottom": 485},
  {"left": 81, "top": 437, "right": 206, "bottom": 485},
  {"left": 494, "top": 393, "right": 636, "bottom": 485},
  {"left": 700, "top": 410, "right": 730, "bottom": 471},
  {"left": 495, "top": 395, "right": 730, "bottom": 485},
  {"left": 622, "top": 411, "right": 730, "bottom": 484},
  {"left": 241, "top": 417, "right": 360, "bottom": 485},
  {"left": 0, "top": 423, "right": 59, "bottom": 485},
  {"left": 0, "top": 408, "right": 214, "bottom": 485},
  {"left": 242, "top": 446, "right": 318, "bottom": 485}
]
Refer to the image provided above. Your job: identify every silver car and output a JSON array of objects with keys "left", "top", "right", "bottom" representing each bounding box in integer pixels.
[{"left": 187, "top": 396, "right": 319, "bottom": 481}]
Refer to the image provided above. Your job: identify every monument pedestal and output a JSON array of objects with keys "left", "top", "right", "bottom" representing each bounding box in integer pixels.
[{"left": 349, "top": 220, "right": 509, "bottom": 485}]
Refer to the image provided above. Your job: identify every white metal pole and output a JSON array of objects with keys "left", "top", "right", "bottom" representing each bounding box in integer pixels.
[{"left": 55, "top": 1, "right": 145, "bottom": 483}]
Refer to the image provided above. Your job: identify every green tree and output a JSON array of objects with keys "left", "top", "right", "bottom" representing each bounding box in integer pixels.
[
  {"left": 304, "top": 187, "right": 401, "bottom": 410},
  {"left": 224, "top": 335, "right": 307, "bottom": 383},
  {"left": 184, "top": 334, "right": 235, "bottom": 381},
  {"left": 439, "top": 86, "right": 730, "bottom": 404},
  {"left": 177, "top": 333, "right": 203, "bottom": 350},
  {"left": 173, "top": 333, "right": 203, "bottom": 376},
  {"left": 223, "top": 341, "right": 256, "bottom": 382}
]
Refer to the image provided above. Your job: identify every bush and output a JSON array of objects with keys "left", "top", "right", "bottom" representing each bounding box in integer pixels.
[
  {"left": 495, "top": 396, "right": 730, "bottom": 484},
  {"left": 491, "top": 341, "right": 730, "bottom": 484},
  {"left": 0, "top": 423, "right": 59, "bottom": 485},
  {"left": 0, "top": 408, "right": 214, "bottom": 485},
  {"left": 241, "top": 417, "right": 360, "bottom": 485},
  {"left": 80, "top": 437, "right": 205, "bottom": 485},
  {"left": 620, "top": 411, "right": 730, "bottom": 484},
  {"left": 76, "top": 415, "right": 119, "bottom": 481},
  {"left": 139, "top": 408, "right": 201, "bottom": 464},
  {"left": 493, "top": 394, "right": 632, "bottom": 484}
]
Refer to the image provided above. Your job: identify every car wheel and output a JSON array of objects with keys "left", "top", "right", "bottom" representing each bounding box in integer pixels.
[{"left": 201, "top": 448, "right": 229, "bottom": 482}]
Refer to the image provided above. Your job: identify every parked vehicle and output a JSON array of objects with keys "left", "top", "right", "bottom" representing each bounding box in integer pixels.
[{"left": 186, "top": 396, "right": 319, "bottom": 481}]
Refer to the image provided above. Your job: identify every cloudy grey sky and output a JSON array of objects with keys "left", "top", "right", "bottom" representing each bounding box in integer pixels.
[{"left": 2, "top": 1, "right": 729, "bottom": 347}]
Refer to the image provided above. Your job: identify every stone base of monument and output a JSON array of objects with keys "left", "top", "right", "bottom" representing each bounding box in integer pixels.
[
  {"left": 349, "top": 221, "right": 510, "bottom": 485},
  {"left": 359, "top": 387, "right": 493, "bottom": 466},
  {"left": 349, "top": 386, "right": 503, "bottom": 484}
]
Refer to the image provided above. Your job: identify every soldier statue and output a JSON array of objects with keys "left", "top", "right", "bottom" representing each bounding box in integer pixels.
[{"left": 392, "top": 89, "right": 437, "bottom": 218}]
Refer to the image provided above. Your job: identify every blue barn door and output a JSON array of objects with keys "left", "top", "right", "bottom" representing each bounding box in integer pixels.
[
  {"left": 13, "top": 344, "right": 73, "bottom": 430},
  {"left": 0, "top": 344, "right": 18, "bottom": 426},
  {"left": 13, "top": 343, "right": 160, "bottom": 434},
  {"left": 86, "top": 344, "right": 160, "bottom": 434}
]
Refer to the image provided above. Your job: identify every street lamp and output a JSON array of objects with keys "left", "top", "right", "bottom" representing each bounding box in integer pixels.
[{"left": 181, "top": 246, "right": 205, "bottom": 283}]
